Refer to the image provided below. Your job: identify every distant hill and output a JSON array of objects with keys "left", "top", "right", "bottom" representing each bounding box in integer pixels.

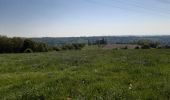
[{"left": 31, "top": 36, "right": 170, "bottom": 46}]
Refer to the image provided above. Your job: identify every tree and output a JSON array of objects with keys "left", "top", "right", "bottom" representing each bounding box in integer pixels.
[
  {"left": 0, "top": 36, "right": 49, "bottom": 53},
  {"left": 11, "top": 37, "right": 24, "bottom": 53},
  {"left": 22, "top": 39, "right": 35, "bottom": 52}
]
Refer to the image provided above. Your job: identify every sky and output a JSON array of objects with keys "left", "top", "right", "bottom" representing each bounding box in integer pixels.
[{"left": 0, "top": 0, "right": 170, "bottom": 37}]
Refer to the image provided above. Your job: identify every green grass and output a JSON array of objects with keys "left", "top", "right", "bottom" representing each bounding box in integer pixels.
[{"left": 0, "top": 49, "right": 170, "bottom": 100}]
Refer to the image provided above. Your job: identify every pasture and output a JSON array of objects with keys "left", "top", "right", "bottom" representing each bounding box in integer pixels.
[{"left": 0, "top": 48, "right": 170, "bottom": 99}]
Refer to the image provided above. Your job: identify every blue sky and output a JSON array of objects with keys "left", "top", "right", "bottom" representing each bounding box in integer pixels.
[{"left": 0, "top": 0, "right": 170, "bottom": 37}]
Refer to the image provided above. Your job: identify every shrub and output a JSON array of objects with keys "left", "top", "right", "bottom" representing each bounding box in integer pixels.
[
  {"left": 135, "top": 46, "right": 140, "bottom": 49},
  {"left": 53, "top": 46, "right": 61, "bottom": 51},
  {"left": 136, "top": 39, "right": 159, "bottom": 49},
  {"left": 122, "top": 46, "right": 128, "bottom": 49},
  {"left": 61, "top": 43, "right": 85, "bottom": 51},
  {"left": 73, "top": 43, "right": 85, "bottom": 50},
  {"left": 141, "top": 45, "right": 150, "bottom": 49},
  {"left": 24, "top": 48, "right": 33, "bottom": 53},
  {"left": 61, "top": 45, "right": 73, "bottom": 50},
  {"left": 157, "top": 46, "right": 162, "bottom": 49},
  {"left": 165, "top": 45, "right": 170, "bottom": 49}
]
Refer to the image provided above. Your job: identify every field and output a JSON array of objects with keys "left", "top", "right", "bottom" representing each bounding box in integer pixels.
[{"left": 0, "top": 48, "right": 170, "bottom": 100}]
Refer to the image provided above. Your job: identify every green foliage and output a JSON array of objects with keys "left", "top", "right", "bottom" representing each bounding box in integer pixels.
[
  {"left": 0, "top": 36, "right": 24, "bottom": 53},
  {"left": 136, "top": 39, "right": 160, "bottom": 49},
  {"left": 59, "top": 43, "right": 85, "bottom": 51},
  {"left": 0, "top": 36, "right": 48, "bottom": 53},
  {"left": 23, "top": 39, "right": 48, "bottom": 52},
  {"left": 0, "top": 49, "right": 170, "bottom": 99},
  {"left": 159, "top": 45, "right": 170, "bottom": 49},
  {"left": 122, "top": 46, "right": 128, "bottom": 49},
  {"left": 72, "top": 43, "right": 85, "bottom": 50},
  {"left": 53, "top": 46, "right": 61, "bottom": 51},
  {"left": 141, "top": 44, "right": 150, "bottom": 49},
  {"left": 24, "top": 48, "right": 33, "bottom": 53},
  {"left": 135, "top": 46, "right": 140, "bottom": 49}
]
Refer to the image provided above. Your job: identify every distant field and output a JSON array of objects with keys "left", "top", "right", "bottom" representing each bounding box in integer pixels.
[{"left": 0, "top": 48, "right": 170, "bottom": 99}]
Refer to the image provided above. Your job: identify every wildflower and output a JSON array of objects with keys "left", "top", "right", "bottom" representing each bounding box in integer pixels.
[{"left": 129, "top": 83, "right": 133, "bottom": 90}]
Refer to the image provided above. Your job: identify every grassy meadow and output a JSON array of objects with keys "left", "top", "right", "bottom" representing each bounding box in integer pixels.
[{"left": 0, "top": 47, "right": 170, "bottom": 99}]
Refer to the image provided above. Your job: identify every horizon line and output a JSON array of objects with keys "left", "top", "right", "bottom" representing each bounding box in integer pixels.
[{"left": 1, "top": 34, "right": 170, "bottom": 38}]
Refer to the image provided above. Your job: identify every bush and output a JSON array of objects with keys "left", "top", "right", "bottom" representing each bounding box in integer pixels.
[
  {"left": 60, "top": 43, "right": 85, "bottom": 51},
  {"left": 122, "top": 46, "right": 128, "bottom": 49},
  {"left": 22, "top": 39, "right": 48, "bottom": 52},
  {"left": 61, "top": 45, "right": 74, "bottom": 50},
  {"left": 135, "top": 46, "right": 140, "bottom": 49},
  {"left": 165, "top": 45, "right": 170, "bottom": 49},
  {"left": 72, "top": 43, "right": 85, "bottom": 50},
  {"left": 141, "top": 45, "right": 150, "bottom": 49},
  {"left": 136, "top": 39, "right": 159, "bottom": 49},
  {"left": 53, "top": 46, "right": 61, "bottom": 51},
  {"left": 24, "top": 48, "right": 33, "bottom": 53}
]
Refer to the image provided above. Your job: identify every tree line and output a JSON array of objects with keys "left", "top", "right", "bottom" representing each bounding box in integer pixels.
[
  {"left": 134, "top": 39, "right": 170, "bottom": 49},
  {"left": 52, "top": 43, "right": 85, "bottom": 51},
  {"left": 0, "top": 36, "right": 48, "bottom": 53},
  {"left": 0, "top": 36, "right": 86, "bottom": 53}
]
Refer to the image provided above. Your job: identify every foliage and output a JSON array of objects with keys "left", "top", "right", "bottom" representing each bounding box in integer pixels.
[
  {"left": 0, "top": 36, "right": 24, "bottom": 53},
  {"left": 22, "top": 39, "right": 48, "bottom": 52},
  {"left": 121, "top": 46, "right": 128, "bottom": 49},
  {"left": 135, "top": 46, "right": 140, "bottom": 49},
  {"left": 24, "top": 48, "right": 33, "bottom": 53},
  {"left": 141, "top": 44, "right": 150, "bottom": 49},
  {"left": 159, "top": 45, "right": 170, "bottom": 49},
  {"left": 0, "top": 36, "right": 48, "bottom": 53},
  {"left": 72, "top": 43, "right": 85, "bottom": 50},
  {"left": 0, "top": 36, "right": 86, "bottom": 53},
  {"left": 52, "top": 46, "right": 61, "bottom": 51},
  {"left": 32, "top": 36, "right": 170, "bottom": 46},
  {"left": 60, "top": 43, "right": 85, "bottom": 51},
  {"left": 136, "top": 39, "right": 160, "bottom": 49}
]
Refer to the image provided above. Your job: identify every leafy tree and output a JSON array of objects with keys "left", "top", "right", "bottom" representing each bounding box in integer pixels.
[
  {"left": 0, "top": 36, "right": 48, "bottom": 53},
  {"left": 22, "top": 39, "right": 35, "bottom": 51},
  {"left": 11, "top": 37, "right": 24, "bottom": 53}
]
